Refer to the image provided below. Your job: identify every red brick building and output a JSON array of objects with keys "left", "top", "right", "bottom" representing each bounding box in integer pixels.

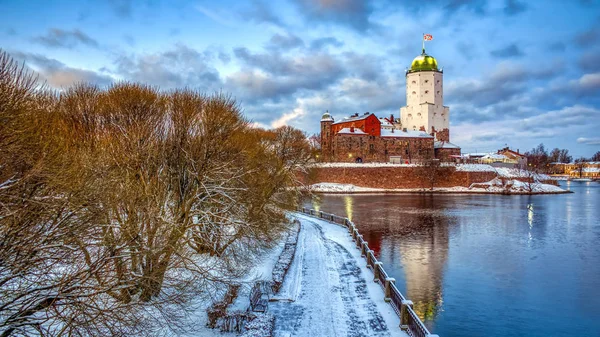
[
  {"left": 319, "top": 47, "right": 461, "bottom": 163},
  {"left": 321, "top": 111, "right": 458, "bottom": 163}
]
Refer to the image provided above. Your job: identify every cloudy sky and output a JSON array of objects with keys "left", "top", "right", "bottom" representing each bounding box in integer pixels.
[{"left": 1, "top": 0, "right": 599, "bottom": 156}]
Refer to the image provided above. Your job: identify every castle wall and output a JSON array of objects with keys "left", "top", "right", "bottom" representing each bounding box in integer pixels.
[
  {"left": 331, "top": 133, "right": 434, "bottom": 163},
  {"left": 302, "top": 166, "right": 497, "bottom": 189}
]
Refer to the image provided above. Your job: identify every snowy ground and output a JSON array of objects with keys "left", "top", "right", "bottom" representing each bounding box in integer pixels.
[
  {"left": 309, "top": 181, "right": 567, "bottom": 194},
  {"left": 269, "top": 214, "right": 407, "bottom": 337}
]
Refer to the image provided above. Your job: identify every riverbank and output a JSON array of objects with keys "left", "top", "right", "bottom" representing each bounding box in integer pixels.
[{"left": 308, "top": 180, "right": 570, "bottom": 195}]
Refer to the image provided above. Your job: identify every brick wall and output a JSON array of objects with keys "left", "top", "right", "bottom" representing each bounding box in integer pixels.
[
  {"left": 303, "top": 166, "right": 498, "bottom": 189},
  {"left": 331, "top": 134, "right": 435, "bottom": 163}
]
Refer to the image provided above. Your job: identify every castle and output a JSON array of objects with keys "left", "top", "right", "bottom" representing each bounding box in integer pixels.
[{"left": 320, "top": 47, "right": 460, "bottom": 163}]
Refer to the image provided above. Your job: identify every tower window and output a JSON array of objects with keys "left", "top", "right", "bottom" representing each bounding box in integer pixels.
[
  {"left": 425, "top": 80, "right": 429, "bottom": 83},
  {"left": 437, "top": 80, "right": 440, "bottom": 83},
  {"left": 412, "top": 81, "right": 416, "bottom": 84},
  {"left": 425, "top": 90, "right": 429, "bottom": 94},
  {"left": 437, "top": 91, "right": 440, "bottom": 94},
  {"left": 417, "top": 113, "right": 421, "bottom": 116},
  {"left": 412, "top": 91, "right": 416, "bottom": 95}
]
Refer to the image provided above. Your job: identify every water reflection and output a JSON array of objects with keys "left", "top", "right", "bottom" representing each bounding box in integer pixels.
[{"left": 304, "top": 183, "right": 600, "bottom": 337}]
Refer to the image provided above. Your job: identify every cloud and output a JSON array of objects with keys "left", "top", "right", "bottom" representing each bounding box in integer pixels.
[
  {"left": 490, "top": 43, "right": 524, "bottom": 58},
  {"left": 570, "top": 72, "right": 600, "bottom": 96},
  {"left": 310, "top": 37, "right": 344, "bottom": 50},
  {"left": 271, "top": 107, "right": 305, "bottom": 128},
  {"left": 503, "top": 0, "right": 527, "bottom": 16},
  {"left": 32, "top": 28, "right": 99, "bottom": 49},
  {"left": 114, "top": 44, "right": 221, "bottom": 90},
  {"left": 578, "top": 49, "right": 600, "bottom": 72},
  {"left": 577, "top": 137, "right": 600, "bottom": 145},
  {"left": 520, "top": 105, "right": 600, "bottom": 131},
  {"left": 575, "top": 26, "right": 600, "bottom": 48},
  {"left": 242, "top": 0, "right": 285, "bottom": 27},
  {"left": 266, "top": 33, "right": 304, "bottom": 51},
  {"left": 290, "top": 0, "right": 376, "bottom": 32},
  {"left": 109, "top": 0, "right": 133, "bottom": 18},
  {"left": 10, "top": 51, "right": 112, "bottom": 88},
  {"left": 196, "top": 5, "right": 236, "bottom": 27}
]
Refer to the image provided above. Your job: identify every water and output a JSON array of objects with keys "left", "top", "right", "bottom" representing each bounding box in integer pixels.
[{"left": 304, "top": 181, "right": 600, "bottom": 337}]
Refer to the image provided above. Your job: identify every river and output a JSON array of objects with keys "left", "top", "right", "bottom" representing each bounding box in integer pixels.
[{"left": 303, "top": 181, "right": 600, "bottom": 337}]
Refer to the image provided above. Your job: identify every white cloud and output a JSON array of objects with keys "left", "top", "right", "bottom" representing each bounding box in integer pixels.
[{"left": 577, "top": 137, "right": 600, "bottom": 145}]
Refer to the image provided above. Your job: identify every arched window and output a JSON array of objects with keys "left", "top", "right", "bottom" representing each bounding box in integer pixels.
[
  {"left": 425, "top": 80, "right": 429, "bottom": 83},
  {"left": 412, "top": 91, "right": 416, "bottom": 95},
  {"left": 437, "top": 91, "right": 440, "bottom": 95},
  {"left": 408, "top": 114, "right": 412, "bottom": 118},
  {"left": 412, "top": 80, "right": 416, "bottom": 84},
  {"left": 425, "top": 90, "right": 429, "bottom": 94},
  {"left": 417, "top": 113, "right": 421, "bottom": 116}
]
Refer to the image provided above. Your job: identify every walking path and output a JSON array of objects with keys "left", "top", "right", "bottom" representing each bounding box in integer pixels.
[{"left": 269, "top": 214, "right": 407, "bottom": 337}]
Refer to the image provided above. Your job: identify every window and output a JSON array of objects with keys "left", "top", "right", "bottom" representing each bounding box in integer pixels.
[
  {"left": 425, "top": 90, "right": 429, "bottom": 94},
  {"left": 417, "top": 113, "right": 421, "bottom": 116},
  {"left": 408, "top": 114, "right": 412, "bottom": 118},
  {"left": 412, "top": 80, "right": 416, "bottom": 84},
  {"left": 437, "top": 80, "right": 440, "bottom": 83},
  {"left": 412, "top": 91, "right": 416, "bottom": 95},
  {"left": 437, "top": 91, "right": 440, "bottom": 95},
  {"left": 425, "top": 80, "right": 429, "bottom": 83}
]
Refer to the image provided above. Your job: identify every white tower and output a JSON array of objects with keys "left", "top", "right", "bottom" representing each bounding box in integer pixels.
[{"left": 400, "top": 47, "right": 450, "bottom": 142}]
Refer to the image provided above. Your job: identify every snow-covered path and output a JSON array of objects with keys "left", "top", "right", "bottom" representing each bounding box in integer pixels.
[{"left": 269, "top": 214, "right": 407, "bottom": 337}]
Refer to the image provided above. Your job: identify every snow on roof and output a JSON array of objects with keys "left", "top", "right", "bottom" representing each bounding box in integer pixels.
[
  {"left": 583, "top": 167, "right": 600, "bottom": 173},
  {"left": 336, "top": 127, "right": 367, "bottom": 135},
  {"left": 378, "top": 118, "right": 393, "bottom": 126},
  {"left": 482, "top": 153, "right": 508, "bottom": 160},
  {"left": 332, "top": 112, "right": 374, "bottom": 125},
  {"left": 380, "top": 128, "right": 433, "bottom": 138},
  {"left": 434, "top": 141, "right": 461, "bottom": 149}
]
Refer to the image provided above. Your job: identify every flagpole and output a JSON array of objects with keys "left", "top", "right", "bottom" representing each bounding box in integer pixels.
[{"left": 422, "top": 33, "right": 425, "bottom": 53}]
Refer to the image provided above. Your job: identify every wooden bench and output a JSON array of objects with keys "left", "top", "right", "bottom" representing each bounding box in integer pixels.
[{"left": 249, "top": 284, "right": 268, "bottom": 312}]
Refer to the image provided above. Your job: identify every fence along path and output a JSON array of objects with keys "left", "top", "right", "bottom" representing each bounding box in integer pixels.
[{"left": 298, "top": 207, "right": 440, "bottom": 337}]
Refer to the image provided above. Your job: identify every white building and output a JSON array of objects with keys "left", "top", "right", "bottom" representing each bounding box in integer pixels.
[{"left": 400, "top": 47, "right": 450, "bottom": 142}]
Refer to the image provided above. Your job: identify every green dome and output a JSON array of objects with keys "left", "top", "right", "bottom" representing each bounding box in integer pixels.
[
  {"left": 410, "top": 50, "right": 439, "bottom": 72},
  {"left": 321, "top": 111, "right": 334, "bottom": 122}
]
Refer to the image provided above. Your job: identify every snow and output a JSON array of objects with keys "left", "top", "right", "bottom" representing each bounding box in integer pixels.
[
  {"left": 269, "top": 214, "right": 407, "bottom": 337},
  {"left": 583, "top": 167, "right": 600, "bottom": 173},
  {"left": 308, "top": 181, "right": 567, "bottom": 194},
  {"left": 337, "top": 127, "right": 367, "bottom": 135},
  {"left": 456, "top": 164, "right": 551, "bottom": 181},
  {"left": 455, "top": 164, "right": 497, "bottom": 172},
  {"left": 380, "top": 128, "right": 433, "bottom": 138},
  {"left": 434, "top": 141, "right": 461, "bottom": 149},
  {"left": 315, "top": 162, "right": 420, "bottom": 168}
]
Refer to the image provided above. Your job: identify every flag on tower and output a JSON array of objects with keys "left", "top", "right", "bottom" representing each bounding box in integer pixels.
[{"left": 423, "top": 34, "right": 433, "bottom": 41}]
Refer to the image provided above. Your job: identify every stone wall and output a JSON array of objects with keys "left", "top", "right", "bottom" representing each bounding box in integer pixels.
[
  {"left": 303, "top": 166, "right": 498, "bottom": 189},
  {"left": 331, "top": 134, "right": 435, "bottom": 163}
]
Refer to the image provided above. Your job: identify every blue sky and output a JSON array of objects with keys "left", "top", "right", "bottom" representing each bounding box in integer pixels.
[{"left": 1, "top": 0, "right": 599, "bottom": 157}]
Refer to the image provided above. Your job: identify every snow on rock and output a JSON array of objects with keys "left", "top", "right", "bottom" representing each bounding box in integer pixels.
[
  {"left": 240, "top": 313, "right": 275, "bottom": 337},
  {"left": 269, "top": 215, "right": 407, "bottom": 337},
  {"left": 455, "top": 164, "right": 497, "bottom": 172},
  {"left": 271, "top": 221, "right": 301, "bottom": 293},
  {"left": 315, "top": 162, "right": 419, "bottom": 168},
  {"left": 309, "top": 180, "right": 567, "bottom": 194},
  {"left": 310, "top": 182, "right": 383, "bottom": 193}
]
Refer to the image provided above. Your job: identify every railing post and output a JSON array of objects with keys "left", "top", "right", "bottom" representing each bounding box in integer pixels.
[
  {"left": 352, "top": 228, "right": 358, "bottom": 241},
  {"left": 361, "top": 242, "right": 369, "bottom": 257},
  {"left": 356, "top": 235, "right": 363, "bottom": 249},
  {"left": 400, "top": 300, "right": 414, "bottom": 330},
  {"left": 366, "top": 250, "right": 374, "bottom": 268},
  {"left": 373, "top": 262, "right": 383, "bottom": 282},
  {"left": 384, "top": 277, "right": 396, "bottom": 302},
  {"left": 318, "top": 211, "right": 323, "bottom": 218}
]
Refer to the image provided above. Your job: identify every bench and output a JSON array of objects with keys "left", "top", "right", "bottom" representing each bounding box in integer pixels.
[{"left": 249, "top": 284, "right": 268, "bottom": 312}]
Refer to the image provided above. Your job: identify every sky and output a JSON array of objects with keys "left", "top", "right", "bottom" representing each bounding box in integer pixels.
[{"left": 1, "top": 0, "right": 599, "bottom": 157}]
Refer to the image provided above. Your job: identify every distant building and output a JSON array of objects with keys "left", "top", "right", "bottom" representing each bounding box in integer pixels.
[
  {"left": 458, "top": 147, "right": 526, "bottom": 168},
  {"left": 552, "top": 162, "right": 600, "bottom": 179},
  {"left": 320, "top": 47, "right": 460, "bottom": 163}
]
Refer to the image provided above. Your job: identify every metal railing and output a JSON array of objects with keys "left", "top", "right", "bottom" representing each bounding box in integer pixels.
[{"left": 298, "top": 207, "right": 439, "bottom": 337}]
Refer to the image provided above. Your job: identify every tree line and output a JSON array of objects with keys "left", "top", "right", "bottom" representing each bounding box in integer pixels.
[
  {"left": 524, "top": 143, "right": 600, "bottom": 172},
  {"left": 0, "top": 51, "right": 311, "bottom": 336}
]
